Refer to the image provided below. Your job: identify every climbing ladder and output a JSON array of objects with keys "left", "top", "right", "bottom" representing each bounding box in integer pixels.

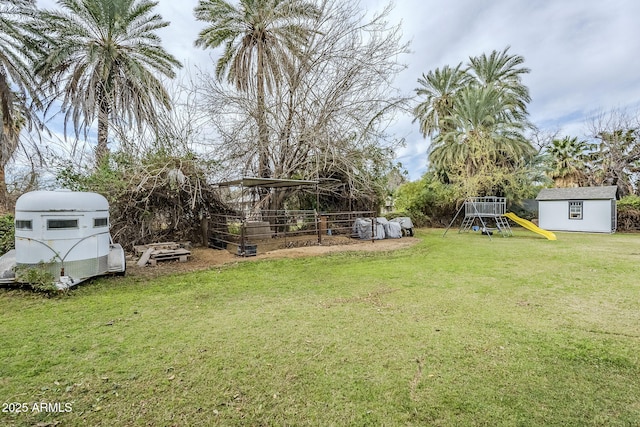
[
  {"left": 460, "top": 215, "right": 475, "bottom": 233},
  {"left": 494, "top": 215, "right": 513, "bottom": 236}
]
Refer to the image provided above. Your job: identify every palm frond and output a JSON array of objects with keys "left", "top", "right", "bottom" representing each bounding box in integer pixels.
[{"left": 34, "top": 0, "right": 182, "bottom": 162}]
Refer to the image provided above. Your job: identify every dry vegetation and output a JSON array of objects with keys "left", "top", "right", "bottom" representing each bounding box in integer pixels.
[{"left": 126, "top": 235, "right": 420, "bottom": 279}]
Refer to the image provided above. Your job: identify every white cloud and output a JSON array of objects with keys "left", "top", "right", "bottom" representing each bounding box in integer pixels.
[{"left": 383, "top": 0, "right": 640, "bottom": 177}]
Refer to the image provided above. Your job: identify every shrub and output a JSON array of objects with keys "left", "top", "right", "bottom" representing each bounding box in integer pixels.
[
  {"left": 617, "top": 195, "right": 640, "bottom": 210},
  {"left": 0, "top": 214, "right": 14, "bottom": 255},
  {"left": 386, "top": 210, "right": 428, "bottom": 228},
  {"left": 617, "top": 195, "right": 640, "bottom": 231},
  {"left": 14, "top": 263, "right": 59, "bottom": 294},
  {"left": 393, "top": 173, "right": 457, "bottom": 227}
]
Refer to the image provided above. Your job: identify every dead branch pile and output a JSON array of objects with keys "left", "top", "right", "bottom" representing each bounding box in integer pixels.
[{"left": 106, "top": 157, "right": 235, "bottom": 251}]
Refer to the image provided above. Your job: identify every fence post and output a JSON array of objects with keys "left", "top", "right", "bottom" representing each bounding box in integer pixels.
[
  {"left": 281, "top": 210, "right": 287, "bottom": 247},
  {"left": 371, "top": 214, "right": 375, "bottom": 243},
  {"left": 200, "top": 214, "right": 209, "bottom": 247},
  {"left": 240, "top": 218, "right": 246, "bottom": 256},
  {"left": 316, "top": 210, "right": 322, "bottom": 244}
]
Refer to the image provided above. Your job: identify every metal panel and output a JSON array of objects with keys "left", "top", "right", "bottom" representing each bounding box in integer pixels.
[
  {"left": 16, "top": 255, "right": 109, "bottom": 283},
  {"left": 215, "top": 177, "right": 318, "bottom": 188}
]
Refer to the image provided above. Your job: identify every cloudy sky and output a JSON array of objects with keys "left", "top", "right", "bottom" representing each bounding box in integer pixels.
[{"left": 37, "top": 0, "right": 640, "bottom": 181}]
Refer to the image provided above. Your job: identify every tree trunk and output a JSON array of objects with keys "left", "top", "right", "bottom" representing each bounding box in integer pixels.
[
  {"left": 256, "top": 42, "right": 277, "bottom": 219},
  {"left": 96, "top": 91, "right": 111, "bottom": 165},
  {"left": 256, "top": 44, "right": 271, "bottom": 180},
  {"left": 1, "top": 113, "right": 18, "bottom": 213},
  {"left": 0, "top": 163, "right": 9, "bottom": 213}
]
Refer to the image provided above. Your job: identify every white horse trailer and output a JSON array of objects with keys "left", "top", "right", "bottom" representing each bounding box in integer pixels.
[{"left": 0, "top": 190, "right": 125, "bottom": 289}]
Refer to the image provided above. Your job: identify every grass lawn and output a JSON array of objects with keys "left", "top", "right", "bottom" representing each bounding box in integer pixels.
[{"left": 1, "top": 229, "right": 639, "bottom": 426}]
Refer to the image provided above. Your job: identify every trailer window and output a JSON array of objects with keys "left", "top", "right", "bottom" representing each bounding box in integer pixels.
[
  {"left": 15, "top": 220, "right": 32, "bottom": 230},
  {"left": 569, "top": 201, "right": 583, "bottom": 220},
  {"left": 47, "top": 219, "right": 79, "bottom": 229},
  {"left": 94, "top": 217, "right": 108, "bottom": 227}
]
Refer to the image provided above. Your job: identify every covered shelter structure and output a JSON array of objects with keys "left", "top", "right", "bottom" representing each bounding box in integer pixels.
[
  {"left": 215, "top": 177, "right": 320, "bottom": 210},
  {"left": 211, "top": 177, "right": 376, "bottom": 256}
]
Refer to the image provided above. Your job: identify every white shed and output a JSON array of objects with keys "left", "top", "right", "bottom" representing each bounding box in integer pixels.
[
  {"left": 9, "top": 189, "right": 125, "bottom": 287},
  {"left": 536, "top": 186, "right": 617, "bottom": 233}
]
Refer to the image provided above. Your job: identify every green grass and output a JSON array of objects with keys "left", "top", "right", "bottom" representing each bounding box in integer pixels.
[{"left": 1, "top": 229, "right": 640, "bottom": 426}]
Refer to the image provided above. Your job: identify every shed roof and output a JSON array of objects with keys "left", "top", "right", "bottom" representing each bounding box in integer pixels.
[
  {"left": 536, "top": 186, "right": 617, "bottom": 201},
  {"left": 215, "top": 177, "right": 318, "bottom": 188}
]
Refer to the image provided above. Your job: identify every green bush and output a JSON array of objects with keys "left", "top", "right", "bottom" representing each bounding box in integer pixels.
[
  {"left": 0, "top": 214, "right": 14, "bottom": 255},
  {"left": 617, "top": 195, "right": 640, "bottom": 231},
  {"left": 393, "top": 173, "right": 457, "bottom": 227},
  {"left": 14, "top": 263, "right": 59, "bottom": 294},
  {"left": 618, "top": 195, "right": 640, "bottom": 210},
  {"left": 386, "top": 210, "right": 428, "bottom": 228}
]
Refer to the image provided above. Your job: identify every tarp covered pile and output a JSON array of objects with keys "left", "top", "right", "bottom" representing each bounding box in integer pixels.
[{"left": 352, "top": 216, "right": 413, "bottom": 240}]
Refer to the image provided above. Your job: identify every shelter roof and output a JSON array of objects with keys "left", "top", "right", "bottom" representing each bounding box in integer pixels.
[
  {"left": 215, "top": 177, "right": 318, "bottom": 189},
  {"left": 536, "top": 186, "right": 618, "bottom": 201}
]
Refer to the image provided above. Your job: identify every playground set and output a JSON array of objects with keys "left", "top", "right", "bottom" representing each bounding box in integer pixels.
[{"left": 443, "top": 197, "right": 556, "bottom": 240}]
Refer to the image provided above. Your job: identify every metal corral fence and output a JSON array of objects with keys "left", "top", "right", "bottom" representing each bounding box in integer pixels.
[{"left": 208, "top": 210, "right": 376, "bottom": 256}]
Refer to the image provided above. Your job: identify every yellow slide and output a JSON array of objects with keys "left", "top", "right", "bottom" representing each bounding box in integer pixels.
[{"left": 503, "top": 212, "right": 557, "bottom": 240}]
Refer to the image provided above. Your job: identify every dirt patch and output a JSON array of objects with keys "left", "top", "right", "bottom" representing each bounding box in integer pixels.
[{"left": 126, "top": 236, "right": 419, "bottom": 279}]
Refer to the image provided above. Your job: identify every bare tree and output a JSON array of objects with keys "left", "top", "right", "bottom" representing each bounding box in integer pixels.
[
  {"left": 196, "top": 0, "right": 410, "bottom": 211},
  {"left": 586, "top": 108, "right": 640, "bottom": 197},
  {"left": 194, "top": 0, "right": 320, "bottom": 181}
]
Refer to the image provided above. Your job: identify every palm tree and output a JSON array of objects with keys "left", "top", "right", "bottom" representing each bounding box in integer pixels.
[
  {"left": 0, "top": 0, "right": 42, "bottom": 208},
  {"left": 413, "top": 63, "right": 467, "bottom": 139},
  {"left": 0, "top": 95, "right": 25, "bottom": 210},
  {"left": 430, "top": 85, "right": 534, "bottom": 170},
  {"left": 414, "top": 47, "right": 535, "bottom": 195},
  {"left": 546, "top": 136, "right": 590, "bottom": 188},
  {"left": 35, "top": 0, "right": 182, "bottom": 164},
  {"left": 467, "top": 46, "right": 531, "bottom": 121},
  {"left": 429, "top": 85, "right": 535, "bottom": 196},
  {"left": 194, "top": 0, "right": 320, "bottom": 179}
]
